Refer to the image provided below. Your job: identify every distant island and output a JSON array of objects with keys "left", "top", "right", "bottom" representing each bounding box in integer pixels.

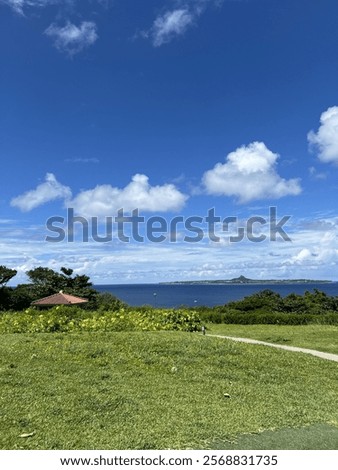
[{"left": 160, "top": 275, "right": 333, "bottom": 285}]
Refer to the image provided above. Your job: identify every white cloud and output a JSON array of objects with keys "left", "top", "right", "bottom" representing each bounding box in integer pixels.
[
  {"left": 143, "top": 0, "right": 223, "bottom": 47},
  {"left": 202, "top": 142, "right": 302, "bottom": 203},
  {"left": 290, "top": 248, "right": 314, "bottom": 264},
  {"left": 308, "top": 106, "right": 338, "bottom": 164},
  {"left": 65, "top": 157, "right": 100, "bottom": 164},
  {"left": 2, "top": 0, "right": 110, "bottom": 15},
  {"left": 11, "top": 173, "right": 72, "bottom": 212},
  {"left": 150, "top": 9, "right": 195, "bottom": 47},
  {"left": 10, "top": 173, "right": 187, "bottom": 215},
  {"left": 1, "top": 0, "right": 58, "bottom": 14},
  {"left": 1, "top": 212, "right": 338, "bottom": 285},
  {"left": 308, "top": 166, "right": 327, "bottom": 180},
  {"left": 70, "top": 174, "right": 188, "bottom": 217},
  {"left": 45, "top": 21, "right": 98, "bottom": 55},
  {"left": 1, "top": 0, "right": 25, "bottom": 13}
]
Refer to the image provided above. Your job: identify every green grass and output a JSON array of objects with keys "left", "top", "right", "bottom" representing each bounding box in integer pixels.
[
  {"left": 206, "top": 324, "right": 338, "bottom": 355},
  {"left": 1, "top": 331, "right": 338, "bottom": 449}
]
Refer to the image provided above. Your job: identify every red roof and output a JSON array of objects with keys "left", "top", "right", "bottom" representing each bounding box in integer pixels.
[{"left": 31, "top": 292, "right": 88, "bottom": 306}]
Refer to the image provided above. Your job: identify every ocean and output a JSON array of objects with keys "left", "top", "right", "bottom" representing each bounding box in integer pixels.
[{"left": 94, "top": 282, "right": 338, "bottom": 308}]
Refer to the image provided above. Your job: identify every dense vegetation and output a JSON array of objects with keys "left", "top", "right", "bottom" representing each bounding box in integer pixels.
[
  {"left": 0, "top": 306, "right": 201, "bottom": 333},
  {"left": 1, "top": 265, "right": 338, "bottom": 328},
  {"left": 0, "top": 265, "right": 124, "bottom": 311},
  {"left": 196, "top": 289, "right": 338, "bottom": 325},
  {"left": 1, "top": 266, "right": 338, "bottom": 449}
]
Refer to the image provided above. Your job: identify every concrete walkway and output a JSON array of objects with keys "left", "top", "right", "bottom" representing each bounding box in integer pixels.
[{"left": 207, "top": 334, "right": 338, "bottom": 363}]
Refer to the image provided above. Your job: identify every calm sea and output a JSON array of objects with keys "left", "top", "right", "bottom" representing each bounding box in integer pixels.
[{"left": 95, "top": 283, "right": 338, "bottom": 308}]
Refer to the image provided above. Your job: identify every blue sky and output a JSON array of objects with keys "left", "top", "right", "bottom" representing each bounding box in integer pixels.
[{"left": 1, "top": 0, "right": 338, "bottom": 284}]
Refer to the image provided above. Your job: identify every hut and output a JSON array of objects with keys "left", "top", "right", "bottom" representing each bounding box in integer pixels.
[{"left": 31, "top": 291, "right": 88, "bottom": 308}]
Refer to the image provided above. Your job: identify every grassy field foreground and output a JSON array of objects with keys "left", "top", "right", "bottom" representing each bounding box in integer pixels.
[
  {"left": 1, "top": 331, "right": 338, "bottom": 449},
  {"left": 206, "top": 324, "right": 338, "bottom": 355}
]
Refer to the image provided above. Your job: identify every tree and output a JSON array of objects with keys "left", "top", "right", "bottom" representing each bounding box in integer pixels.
[
  {"left": 0, "top": 266, "right": 17, "bottom": 310},
  {"left": 0, "top": 266, "right": 125, "bottom": 311},
  {"left": 7, "top": 284, "right": 35, "bottom": 311},
  {"left": 26, "top": 267, "right": 62, "bottom": 297},
  {"left": 0, "top": 266, "right": 17, "bottom": 287},
  {"left": 227, "top": 289, "right": 282, "bottom": 312},
  {"left": 26, "top": 266, "right": 97, "bottom": 302},
  {"left": 94, "top": 292, "right": 127, "bottom": 311}
]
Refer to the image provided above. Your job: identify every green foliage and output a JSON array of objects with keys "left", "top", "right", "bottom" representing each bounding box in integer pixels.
[
  {"left": 227, "top": 289, "right": 283, "bottom": 312},
  {"left": 1, "top": 266, "right": 100, "bottom": 311},
  {"left": 0, "top": 307, "right": 201, "bottom": 334},
  {"left": 0, "top": 266, "right": 18, "bottom": 310},
  {"left": 196, "top": 289, "right": 338, "bottom": 325},
  {"left": 0, "top": 266, "right": 17, "bottom": 287},
  {"left": 6, "top": 284, "right": 36, "bottom": 310},
  {"left": 92, "top": 292, "right": 127, "bottom": 311},
  {"left": 3, "top": 277, "right": 338, "bottom": 327},
  {"left": 25, "top": 266, "right": 97, "bottom": 301},
  {"left": 0, "top": 286, "right": 12, "bottom": 310}
]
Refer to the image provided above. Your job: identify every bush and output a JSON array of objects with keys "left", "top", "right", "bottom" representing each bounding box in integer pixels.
[
  {"left": 194, "top": 289, "right": 338, "bottom": 325},
  {"left": 92, "top": 292, "right": 127, "bottom": 311},
  {"left": 0, "top": 307, "right": 201, "bottom": 334},
  {"left": 227, "top": 289, "right": 283, "bottom": 312}
]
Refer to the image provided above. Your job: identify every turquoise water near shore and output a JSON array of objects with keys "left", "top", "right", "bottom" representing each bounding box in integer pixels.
[{"left": 95, "top": 283, "right": 338, "bottom": 308}]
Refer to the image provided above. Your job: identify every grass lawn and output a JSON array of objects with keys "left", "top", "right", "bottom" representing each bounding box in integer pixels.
[
  {"left": 206, "top": 324, "right": 338, "bottom": 355},
  {"left": 1, "top": 331, "right": 338, "bottom": 450}
]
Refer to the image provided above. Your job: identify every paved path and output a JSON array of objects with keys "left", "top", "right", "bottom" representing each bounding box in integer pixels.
[{"left": 207, "top": 334, "right": 338, "bottom": 363}]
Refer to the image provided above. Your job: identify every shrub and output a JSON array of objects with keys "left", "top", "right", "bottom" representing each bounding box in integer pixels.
[{"left": 0, "top": 307, "right": 201, "bottom": 334}]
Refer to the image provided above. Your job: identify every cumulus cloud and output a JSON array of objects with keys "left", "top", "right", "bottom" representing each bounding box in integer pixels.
[
  {"left": 10, "top": 173, "right": 187, "bottom": 215},
  {"left": 308, "top": 106, "right": 338, "bottom": 164},
  {"left": 70, "top": 174, "right": 188, "bottom": 217},
  {"left": 45, "top": 21, "right": 98, "bottom": 55},
  {"left": 290, "top": 248, "right": 315, "bottom": 264},
  {"left": 202, "top": 142, "right": 302, "bottom": 203},
  {"left": 11, "top": 173, "right": 72, "bottom": 212},
  {"left": 285, "top": 246, "right": 338, "bottom": 267}
]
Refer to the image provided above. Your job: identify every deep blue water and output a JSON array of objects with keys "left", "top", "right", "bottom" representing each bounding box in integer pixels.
[{"left": 94, "top": 283, "right": 338, "bottom": 308}]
